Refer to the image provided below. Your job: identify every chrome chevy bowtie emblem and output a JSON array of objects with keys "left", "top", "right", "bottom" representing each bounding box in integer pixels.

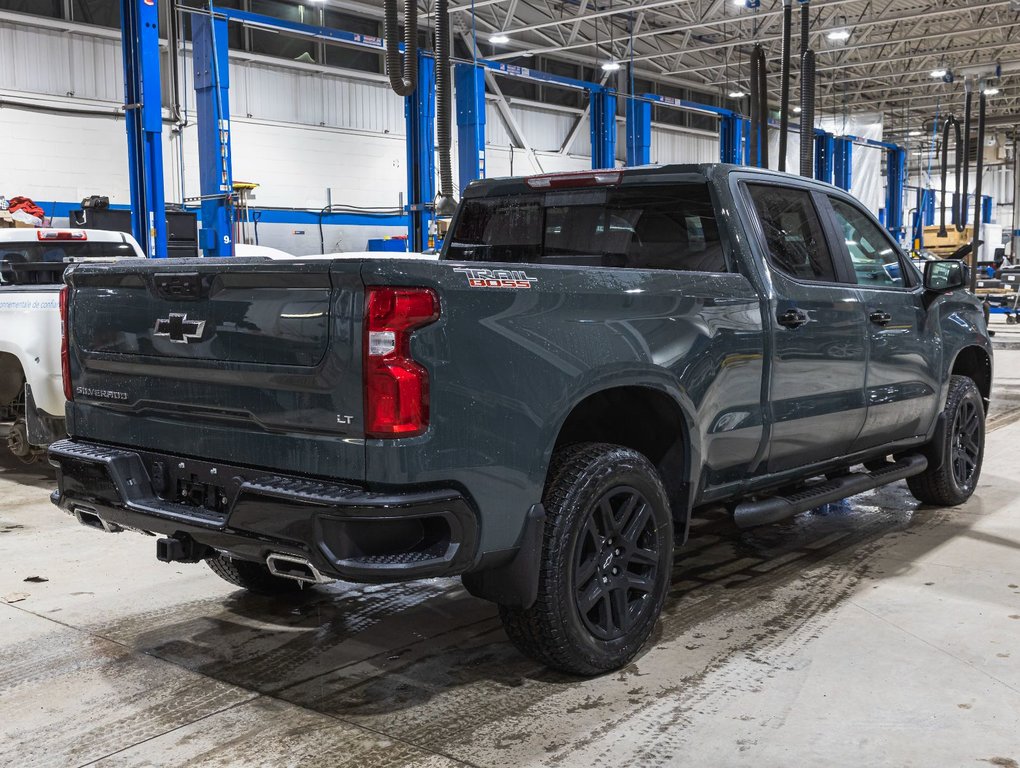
[{"left": 153, "top": 313, "right": 206, "bottom": 344}]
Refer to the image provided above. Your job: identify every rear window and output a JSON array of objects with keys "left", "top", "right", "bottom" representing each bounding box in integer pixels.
[
  {"left": 445, "top": 183, "right": 727, "bottom": 272},
  {"left": 0, "top": 240, "right": 138, "bottom": 286}
]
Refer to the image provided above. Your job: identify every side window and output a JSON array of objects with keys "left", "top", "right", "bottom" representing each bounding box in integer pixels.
[
  {"left": 828, "top": 197, "right": 906, "bottom": 288},
  {"left": 747, "top": 184, "right": 839, "bottom": 283}
]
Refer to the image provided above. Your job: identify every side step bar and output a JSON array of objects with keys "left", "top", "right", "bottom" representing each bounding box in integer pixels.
[{"left": 733, "top": 454, "right": 928, "bottom": 529}]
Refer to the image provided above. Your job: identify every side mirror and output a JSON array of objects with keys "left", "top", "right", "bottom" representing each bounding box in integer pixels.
[{"left": 923, "top": 259, "right": 967, "bottom": 293}]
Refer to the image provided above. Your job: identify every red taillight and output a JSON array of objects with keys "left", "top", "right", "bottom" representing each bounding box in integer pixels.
[
  {"left": 38, "top": 230, "right": 87, "bottom": 241},
  {"left": 364, "top": 287, "right": 439, "bottom": 438},
  {"left": 525, "top": 170, "right": 622, "bottom": 189},
  {"left": 59, "top": 285, "right": 73, "bottom": 402}
]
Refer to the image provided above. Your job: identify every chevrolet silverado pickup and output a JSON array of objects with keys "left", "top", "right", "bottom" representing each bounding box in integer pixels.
[
  {"left": 0, "top": 228, "right": 142, "bottom": 461},
  {"left": 49, "top": 164, "right": 992, "bottom": 675}
]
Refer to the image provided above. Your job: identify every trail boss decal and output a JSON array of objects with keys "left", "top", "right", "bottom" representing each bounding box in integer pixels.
[{"left": 453, "top": 268, "right": 538, "bottom": 289}]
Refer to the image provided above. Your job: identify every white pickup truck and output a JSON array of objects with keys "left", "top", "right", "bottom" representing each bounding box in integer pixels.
[{"left": 0, "top": 228, "right": 143, "bottom": 460}]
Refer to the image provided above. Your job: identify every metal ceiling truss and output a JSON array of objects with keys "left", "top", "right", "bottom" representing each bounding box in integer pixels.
[{"left": 431, "top": 0, "right": 1019, "bottom": 129}]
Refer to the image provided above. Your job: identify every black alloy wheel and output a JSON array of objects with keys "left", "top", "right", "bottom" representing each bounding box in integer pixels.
[
  {"left": 573, "top": 486, "right": 660, "bottom": 642},
  {"left": 950, "top": 395, "right": 982, "bottom": 492}
]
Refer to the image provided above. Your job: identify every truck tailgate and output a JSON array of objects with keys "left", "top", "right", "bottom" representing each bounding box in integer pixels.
[{"left": 65, "top": 259, "right": 366, "bottom": 479}]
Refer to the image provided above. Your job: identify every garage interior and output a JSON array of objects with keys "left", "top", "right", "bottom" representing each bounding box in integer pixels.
[{"left": 1, "top": 0, "right": 1020, "bottom": 766}]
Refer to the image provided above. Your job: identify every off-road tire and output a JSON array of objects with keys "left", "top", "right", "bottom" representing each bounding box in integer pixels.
[
  {"left": 499, "top": 443, "right": 674, "bottom": 676},
  {"left": 907, "top": 375, "right": 985, "bottom": 506},
  {"left": 206, "top": 554, "right": 305, "bottom": 595}
]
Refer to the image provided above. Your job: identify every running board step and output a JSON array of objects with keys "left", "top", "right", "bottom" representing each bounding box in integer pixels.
[{"left": 733, "top": 454, "right": 928, "bottom": 529}]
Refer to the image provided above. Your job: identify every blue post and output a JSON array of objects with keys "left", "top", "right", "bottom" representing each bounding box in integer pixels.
[
  {"left": 455, "top": 63, "right": 486, "bottom": 193},
  {"left": 718, "top": 113, "right": 743, "bottom": 164},
  {"left": 406, "top": 51, "right": 436, "bottom": 252},
  {"left": 193, "top": 12, "right": 234, "bottom": 257},
  {"left": 885, "top": 146, "right": 906, "bottom": 239},
  {"left": 833, "top": 137, "right": 852, "bottom": 191},
  {"left": 120, "top": 0, "right": 166, "bottom": 258},
  {"left": 742, "top": 119, "right": 752, "bottom": 165},
  {"left": 923, "top": 188, "right": 935, "bottom": 225},
  {"left": 625, "top": 98, "right": 651, "bottom": 166},
  {"left": 982, "top": 195, "right": 993, "bottom": 224},
  {"left": 815, "top": 131, "right": 834, "bottom": 184},
  {"left": 589, "top": 87, "right": 617, "bottom": 169}
]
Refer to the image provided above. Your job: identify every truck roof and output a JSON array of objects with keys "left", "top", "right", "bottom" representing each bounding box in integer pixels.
[{"left": 461, "top": 163, "right": 832, "bottom": 198}]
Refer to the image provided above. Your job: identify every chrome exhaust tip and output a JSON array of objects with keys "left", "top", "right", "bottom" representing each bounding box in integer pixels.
[
  {"left": 266, "top": 553, "right": 333, "bottom": 585},
  {"left": 72, "top": 505, "right": 122, "bottom": 534}
]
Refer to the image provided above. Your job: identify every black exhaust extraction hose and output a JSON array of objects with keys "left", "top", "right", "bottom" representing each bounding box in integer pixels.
[
  {"left": 778, "top": 0, "right": 792, "bottom": 172},
  {"left": 750, "top": 46, "right": 762, "bottom": 168},
  {"left": 799, "top": 49, "right": 815, "bottom": 178},
  {"left": 961, "top": 87, "right": 973, "bottom": 228},
  {"left": 970, "top": 90, "right": 986, "bottom": 293},
  {"left": 938, "top": 116, "right": 964, "bottom": 237},
  {"left": 800, "top": 0, "right": 810, "bottom": 56},
  {"left": 384, "top": 0, "right": 417, "bottom": 97},
  {"left": 435, "top": 0, "right": 458, "bottom": 216},
  {"left": 757, "top": 44, "right": 770, "bottom": 168}
]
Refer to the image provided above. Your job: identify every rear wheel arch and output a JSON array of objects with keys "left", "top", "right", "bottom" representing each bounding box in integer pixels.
[
  {"left": 549, "top": 385, "right": 694, "bottom": 532},
  {"left": 0, "top": 352, "right": 26, "bottom": 408}
]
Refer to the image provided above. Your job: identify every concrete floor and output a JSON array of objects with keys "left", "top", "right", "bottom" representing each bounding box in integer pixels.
[{"left": 2, "top": 346, "right": 1020, "bottom": 767}]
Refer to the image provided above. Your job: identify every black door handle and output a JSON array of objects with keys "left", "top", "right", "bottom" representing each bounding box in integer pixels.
[
  {"left": 777, "top": 308, "right": 809, "bottom": 329},
  {"left": 869, "top": 310, "right": 892, "bottom": 326}
]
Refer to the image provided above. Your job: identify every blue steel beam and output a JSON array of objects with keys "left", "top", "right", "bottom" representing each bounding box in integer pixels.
[
  {"left": 192, "top": 12, "right": 234, "bottom": 257},
  {"left": 455, "top": 63, "right": 486, "bottom": 191},
  {"left": 406, "top": 51, "right": 436, "bottom": 251},
  {"left": 718, "top": 113, "right": 741, "bottom": 163},
  {"left": 590, "top": 87, "right": 617, "bottom": 169},
  {"left": 120, "top": 0, "right": 166, "bottom": 258},
  {"left": 625, "top": 97, "right": 651, "bottom": 166}
]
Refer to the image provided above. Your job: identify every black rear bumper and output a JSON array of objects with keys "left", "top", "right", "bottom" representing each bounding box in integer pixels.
[{"left": 48, "top": 439, "right": 478, "bottom": 583}]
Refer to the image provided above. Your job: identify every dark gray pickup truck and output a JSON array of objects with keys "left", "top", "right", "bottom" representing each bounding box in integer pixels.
[{"left": 50, "top": 164, "right": 991, "bottom": 675}]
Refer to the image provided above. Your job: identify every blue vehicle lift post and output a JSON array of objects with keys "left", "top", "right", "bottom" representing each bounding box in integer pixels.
[
  {"left": 590, "top": 87, "right": 617, "bottom": 169},
  {"left": 407, "top": 51, "right": 437, "bottom": 252},
  {"left": 833, "top": 136, "right": 852, "bottom": 191},
  {"left": 455, "top": 63, "right": 486, "bottom": 193},
  {"left": 815, "top": 130, "right": 835, "bottom": 184},
  {"left": 885, "top": 145, "right": 907, "bottom": 240},
  {"left": 625, "top": 97, "right": 652, "bottom": 166},
  {"left": 120, "top": 0, "right": 167, "bottom": 258},
  {"left": 192, "top": 11, "right": 234, "bottom": 257}
]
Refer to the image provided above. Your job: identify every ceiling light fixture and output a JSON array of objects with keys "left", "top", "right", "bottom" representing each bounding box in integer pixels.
[
  {"left": 602, "top": 60, "right": 622, "bottom": 72},
  {"left": 931, "top": 68, "right": 948, "bottom": 79},
  {"left": 793, "top": 106, "right": 802, "bottom": 113},
  {"left": 826, "top": 28, "right": 851, "bottom": 41},
  {"left": 489, "top": 33, "right": 510, "bottom": 44},
  {"left": 728, "top": 90, "right": 747, "bottom": 98},
  {"left": 909, "top": 130, "right": 922, "bottom": 137},
  {"left": 984, "top": 87, "right": 1001, "bottom": 96}
]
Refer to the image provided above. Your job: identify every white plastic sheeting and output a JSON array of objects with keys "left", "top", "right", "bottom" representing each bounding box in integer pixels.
[{"left": 768, "top": 111, "right": 885, "bottom": 214}]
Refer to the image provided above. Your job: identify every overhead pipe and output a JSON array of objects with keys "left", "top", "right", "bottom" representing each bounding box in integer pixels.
[
  {"left": 970, "top": 89, "right": 987, "bottom": 293},
  {"left": 752, "top": 44, "right": 769, "bottom": 168},
  {"left": 749, "top": 47, "right": 761, "bottom": 168},
  {"left": 384, "top": 0, "right": 418, "bottom": 97},
  {"left": 435, "top": 0, "right": 457, "bottom": 216},
  {"left": 758, "top": 46, "right": 769, "bottom": 168},
  {"left": 799, "top": 49, "right": 815, "bottom": 178},
  {"left": 938, "top": 116, "right": 964, "bottom": 236},
  {"left": 778, "top": 0, "right": 792, "bottom": 172},
  {"left": 961, "top": 85, "right": 973, "bottom": 228}
]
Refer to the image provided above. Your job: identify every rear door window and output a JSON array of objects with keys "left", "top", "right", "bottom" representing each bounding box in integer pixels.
[
  {"left": 445, "top": 183, "right": 727, "bottom": 272},
  {"left": 746, "top": 184, "right": 840, "bottom": 283}
]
